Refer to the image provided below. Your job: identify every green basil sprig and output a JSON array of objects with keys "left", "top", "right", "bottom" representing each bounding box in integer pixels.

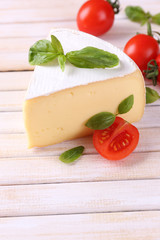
[
  {"left": 51, "top": 35, "right": 64, "bottom": 54},
  {"left": 118, "top": 95, "right": 134, "bottom": 114},
  {"left": 152, "top": 13, "right": 160, "bottom": 25},
  {"left": 29, "top": 35, "right": 119, "bottom": 71},
  {"left": 125, "top": 6, "right": 151, "bottom": 25},
  {"left": 146, "top": 87, "right": 160, "bottom": 104},
  {"left": 59, "top": 146, "right": 84, "bottom": 163},
  {"left": 58, "top": 55, "right": 66, "bottom": 72},
  {"left": 85, "top": 94, "right": 134, "bottom": 130},
  {"left": 85, "top": 112, "right": 116, "bottom": 130},
  {"left": 125, "top": 6, "right": 160, "bottom": 26},
  {"left": 29, "top": 40, "right": 59, "bottom": 65},
  {"left": 125, "top": 6, "right": 160, "bottom": 42},
  {"left": 66, "top": 47, "right": 119, "bottom": 69}
]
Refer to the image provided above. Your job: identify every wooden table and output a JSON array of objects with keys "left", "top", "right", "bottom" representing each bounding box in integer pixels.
[{"left": 0, "top": 0, "right": 160, "bottom": 239}]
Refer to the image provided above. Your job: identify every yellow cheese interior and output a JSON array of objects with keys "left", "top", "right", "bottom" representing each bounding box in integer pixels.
[{"left": 23, "top": 70, "right": 145, "bottom": 148}]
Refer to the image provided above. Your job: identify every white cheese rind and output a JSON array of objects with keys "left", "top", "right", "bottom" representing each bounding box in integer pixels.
[{"left": 26, "top": 28, "right": 137, "bottom": 100}]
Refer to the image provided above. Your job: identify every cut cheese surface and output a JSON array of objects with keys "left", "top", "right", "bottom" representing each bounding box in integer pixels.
[{"left": 23, "top": 29, "right": 145, "bottom": 148}]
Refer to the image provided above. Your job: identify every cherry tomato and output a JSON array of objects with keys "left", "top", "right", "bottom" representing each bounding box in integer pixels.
[
  {"left": 124, "top": 34, "right": 159, "bottom": 72},
  {"left": 93, "top": 117, "right": 139, "bottom": 160},
  {"left": 77, "top": 0, "right": 114, "bottom": 36},
  {"left": 156, "top": 54, "right": 160, "bottom": 85}
]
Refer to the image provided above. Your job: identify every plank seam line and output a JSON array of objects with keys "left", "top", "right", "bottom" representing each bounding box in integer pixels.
[
  {"left": 0, "top": 89, "right": 27, "bottom": 92},
  {"left": 0, "top": 70, "right": 33, "bottom": 73},
  {"left": 0, "top": 209, "right": 160, "bottom": 219},
  {"left": 1, "top": 149, "right": 160, "bottom": 160},
  {"left": 0, "top": 69, "right": 33, "bottom": 74},
  {"left": 0, "top": 178, "right": 159, "bottom": 188},
  {"left": 0, "top": 126, "right": 160, "bottom": 131},
  {"left": 0, "top": 177, "right": 160, "bottom": 187},
  {"left": 0, "top": 110, "right": 22, "bottom": 113}
]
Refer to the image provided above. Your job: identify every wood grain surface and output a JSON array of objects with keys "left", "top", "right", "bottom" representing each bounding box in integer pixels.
[
  {"left": 0, "top": 0, "right": 160, "bottom": 239},
  {"left": 0, "top": 211, "right": 159, "bottom": 240}
]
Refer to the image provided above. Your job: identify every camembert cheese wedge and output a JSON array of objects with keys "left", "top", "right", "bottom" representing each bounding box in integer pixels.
[{"left": 23, "top": 28, "right": 145, "bottom": 148}]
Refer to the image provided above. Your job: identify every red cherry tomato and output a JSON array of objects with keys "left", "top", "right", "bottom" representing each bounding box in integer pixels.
[
  {"left": 93, "top": 117, "right": 139, "bottom": 160},
  {"left": 124, "top": 34, "right": 159, "bottom": 72},
  {"left": 156, "top": 54, "right": 160, "bottom": 85},
  {"left": 77, "top": 0, "right": 114, "bottom": 36}
]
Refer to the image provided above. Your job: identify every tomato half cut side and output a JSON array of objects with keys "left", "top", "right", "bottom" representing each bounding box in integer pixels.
[{"left": 93, "top": 117, "right": 139, "bottom": 160}]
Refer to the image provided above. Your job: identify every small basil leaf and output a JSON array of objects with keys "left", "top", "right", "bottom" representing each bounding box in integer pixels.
[
  {"left": 125, "top": 6, "right": 149, "bottom": 25},
  {"left": 85, "top": 112, "right": 115, "bottom": 130},
  {"left": 58, "top": 55, "right": 66, "bottom": 72},
  {"left": 66, "top": 47, "right": 119, "bottom": 69},
  {"left": 59, "top": 146, "right": 84, "bottom": 164},
  {"left": 146, "top": 87, "right": 160, "bottom": 104},
  {"left": 29, "top": 39, "right": 58, "bottom": 65},
  {"left": 152, "top": 13, "right": 160, "bottom": 25},
  {"left": 51, "top": 35, "right": 64, "bottom": 54},
  {"left": 118, "top": 95, "right": 134, "bottom": 114}
]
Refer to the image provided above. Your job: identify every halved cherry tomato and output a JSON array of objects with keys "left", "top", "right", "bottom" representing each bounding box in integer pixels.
[
  {"left": 124, "top": 34, "right": 159, "bottom": 72},
  {"left": 77, "top": 0, "right": 114, "bottom": 36},
  {"left": 93, "top": 117, "right": 139, "bottom": 160}
]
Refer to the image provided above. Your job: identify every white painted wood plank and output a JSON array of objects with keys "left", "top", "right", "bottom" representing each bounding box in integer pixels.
[
  {"left": 0, "top": 19, "right": 159, "bottom": 40},
  {"left": 0, "top": 37, "right": 40, "bottom": 53},
  {"left": 0, "top": 52, "right": 33, "bottom": 71},
  {"left": 0, "top": 128, "right": 160, "bottom": 158},
  {"left": 0, "top": 21, "right": 76, "bottom": 38},
  {"left": 0, "top": 152, "right": 160, "bottom": 186},
  {"left": 0, "top": 71, "right": 32, "bottom": 91},
  {"left": 1, "top": 0, "right": 159, "bottom": 10},
  {"left": 0, "top": 106, "right": 160, "bottom": 134},
  {"left": 0, "top": 179, "right": 160, "bottom": 217},
  {"left": 0, "top": 90, "right": 25, "bottom": 111},
  {"left": 0, "top": 211, "right": 160, "bottom": 240},
  {"left": 0, "top": 1, "right": 84, "bottom": 24},
  {"left": 0, "top": 112, "right": 25, "bottom": 133},
  {"left": 0, "top": 0, "right": 85, "bottom": 10},
  {"left": 0, "top": 0, "right": 159, "bottom": 24},
  {"left": 133, "top": 105, "right": 160, "bottom": 128}
]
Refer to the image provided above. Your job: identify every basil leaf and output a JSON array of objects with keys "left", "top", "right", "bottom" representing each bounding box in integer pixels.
[
  {"left": 85, "top": 112, "right": 115, "bottom": 130},
  {"left": 58, "top": 55, "right": 66, "bottom": 72},
  {"left": 152, "top": 13, "right": 160, "bottom": 25},
  {"left": 51, "top": 35, "right": 64, "bottom": 54},
  {"left": 118, "top": 95, "right": 134, "bottom": 114},
  {"left": 146, "top": 87, "right": 160, "bottom": 104},
  {"left": 59, "top": 146, "right": 84, "bottom": 164},
  {"left": 125, "top": 6, "right": 150, "bottom": 25},
  {"left": 29, "top": 39, "right": 58, "bottom": 65},
  {"left": 66, "top": 47, "right": 119, "bottom": 69}
]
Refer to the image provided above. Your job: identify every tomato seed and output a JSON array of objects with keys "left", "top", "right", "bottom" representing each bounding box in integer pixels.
[{"left": 114, "top": 145, "right": 118, "bottom": 151}]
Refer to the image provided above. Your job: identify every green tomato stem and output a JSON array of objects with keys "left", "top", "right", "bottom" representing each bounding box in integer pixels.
[{"left": 147, "top": 21, "right": 153, "bottom": 37}]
